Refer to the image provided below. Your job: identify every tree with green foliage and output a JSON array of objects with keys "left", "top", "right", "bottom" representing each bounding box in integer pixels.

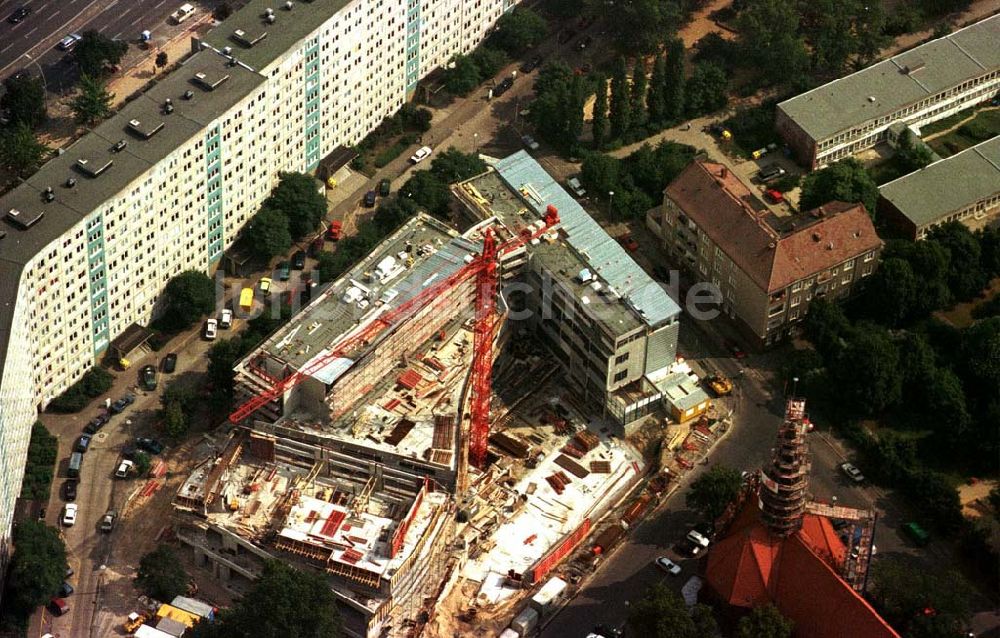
[
  {"left": 895, "top": 129, "right": 934, "bottom": 173},
  {"left": 859, "top": 257, "right": 918, "bottom": 327},
  {"left": 137, "top": 546, "right": 188, "bottom": 601},
  {"left": 663, "top": 39, "right": 685, "bottom": 122},
  {"left": 611, "top": 0, "right": 680, "bottom": 55},
  {"left": 445, "top": 55, "right": 481, "bottom": 95},
  {"left": 799, "top": 157, "right": 878, "bottom": 215},
  {"left": 428, "top": 148, "right": 487, "bottom": 183},
  {"left": 736, "top": 604, "right": 793, "bottom": 638},
  {"left": 133, "top": 451, "right": 152, "bottom": 478},
  {"left": 628, "top": 583, "right": 714, "bottom": 638},
  {"left": 3, "top": 521, "right": 67, "bottom": 618},
  {"left": 265, "top": 172, "right": 327, "bottom": 239},
  {"left": 928, "top": 222, "right": 988, "bottom": 302},
  {"left": 246, "top": 206, "right": 292, "bottom": 260},
  {"left": 207, "top": 337, "right": 245, "bottom": 407},
  {"left": 566, "top": 74, "right": 586, "bottom": 149},
  {"left": 581, "top": 152, "right": 622, "bottom": 200},
  {"left": 155, "top": 51, "right": 169, "bottom": 69},
  {"left": 832, "top": 325, "right": 903, "bottom": 416},
  {"left": 402, "top": 170, "right": 451, "bottom": 217},
  {"left": 160, "top": 270, "right": 215, "bottom": 331},
  {"left": 798, "top": 0, "right": 887, "bottom": 73},
  {"left": 471, "top": 47, "right": 508, "bottom": 80},
  {"left": 213, "top": 1, "right": 232, "bottom": 20},
  {"left": 687, "top": 464, "right": 743, "bottom": 521},
  {"left": 48, "top": 367, "right": 114, "bottom": 413},
  {"left": 592, "top": 76, "right": 608, "bottom": 150},
  {"left": 20, "top": 423, "right": 57, "bottom": 501},
  {"left": 737, "top": 0, "right": 809, "bottom": 86},
  {"left": 70, "top": 74, "right": 114, "bottom": 126},
  {"left": 529, "top": 62, "right": 578, "bottom": 151},
  {"left": 609, "top": 58, "right": 631, "bottom": 140},
  {"left": 647, "top": 54, "right": 667, "bottom": 126},
  {"left": 163, "top": 397, "right": 188, "bottom": 438},
  {"left": 75, "top": 30, "right": 128, "bottom": 77},
  {"left": 491, "top": 8, "right": 547, "bottom": 55},
  {"left": 190, "top": 561, "right": 341, "bottom": 638},
  {"left": 1, "top": 72, "right": 47, "bottom": 128},
  {"left": 630, "top": 59, "right": 648, "bottom": 129},
  {"left": 684, "top": 61, "right": 728, "bottom": 116},
  {"left": 870, "top": 557, "right": 973, "bottom": 637},
  {"left": 0, "top": 122, "right": 50, "bottom": 178}
]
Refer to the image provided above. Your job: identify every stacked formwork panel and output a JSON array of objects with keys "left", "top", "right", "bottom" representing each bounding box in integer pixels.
[{"left": 760, "top": 398, "right": 811, "bottom": 537}]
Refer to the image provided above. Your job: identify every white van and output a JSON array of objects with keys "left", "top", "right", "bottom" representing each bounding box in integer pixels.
[
  {"left": 170, "top": 3, "right": 196, "bottom": 23},
  {"left": 219, "top": 308, "right": 233, "bottom": 329}
]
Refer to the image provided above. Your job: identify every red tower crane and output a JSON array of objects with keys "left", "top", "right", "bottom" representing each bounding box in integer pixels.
[{"left": 228, "top": 206, "right": 561, "bottom": 471}]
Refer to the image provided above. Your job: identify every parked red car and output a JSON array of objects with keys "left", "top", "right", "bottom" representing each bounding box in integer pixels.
[
  {"left": 617, "top": 234, "right": 639, "bottom": 252},
  {"left": 326, "top": 220, "right": 343, "bottom": 241},
  {"left": 765, "top": 189, "right": 784, "bottom": 204}
]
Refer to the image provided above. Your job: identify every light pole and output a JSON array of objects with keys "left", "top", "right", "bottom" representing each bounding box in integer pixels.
[
  {"left": 23, "top": 53, "right": 47, "bottom": 107},
  {"left": 608, "top": 190, "right": 615, "bottom": 217},
  {"left": 473, "top": 133, "right": 478, "bottom": 153}
]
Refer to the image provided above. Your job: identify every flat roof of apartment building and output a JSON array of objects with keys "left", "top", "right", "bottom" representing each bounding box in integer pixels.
[
  {"left": 878, "top": 135, "right": 1000, "bottom": 229},
  {"left": 200, "top": 0, "right": 351, "bottom": 71},
  {"left": 0, "top": 50, "right": 264, "bottom": 383},
  {"left": 456, "top": 151, "right": 680, "bottom": 334},
  {"left": 777, "top": 14, "right": 1000, "bottom": 142}
]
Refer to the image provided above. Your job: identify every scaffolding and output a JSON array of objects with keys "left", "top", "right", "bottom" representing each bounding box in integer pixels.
[{"left": 760, "top": 398, "right": 811, "bottom": 537}]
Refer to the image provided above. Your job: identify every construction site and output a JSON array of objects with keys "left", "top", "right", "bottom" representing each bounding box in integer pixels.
[{"left": 172, "top": 152, "right": 709, "bottom": 638}]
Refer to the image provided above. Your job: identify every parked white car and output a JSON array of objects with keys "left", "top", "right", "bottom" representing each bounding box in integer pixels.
[
  {"left": 409, "top": 146, "right": 432, "bottom": 164},
  {"left": 840, "top": 462, "right": 865, "bottom": 483},
  {"left": 655, "top": 556, "right": 682, "bottom": 575},
  {"left": 686, "top": 529, "right": 710, "bottom": 548},
  {"left": 115, "top": 459, "right": 134, "bottom": 478},
  {"left": 566, "top": 177, "right": 586, "bottom": 197},
  {"left": 62, "top": 503, "right": 78, "bottom": 526},
  {"left": 204, "top": 318, "right": 218, "bottom": 340},
  {"left": 219, "top": 308, "right": 233, "bottom": 329}
]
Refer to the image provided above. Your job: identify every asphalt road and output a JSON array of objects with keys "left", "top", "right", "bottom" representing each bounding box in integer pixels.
[{"left": 0, "top": 0, "right": 207, "bottom": 91}]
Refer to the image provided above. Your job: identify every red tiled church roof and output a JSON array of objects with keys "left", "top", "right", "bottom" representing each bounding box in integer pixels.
[{"left": 706, "top": 501, "right": 900, "bottom": 638}]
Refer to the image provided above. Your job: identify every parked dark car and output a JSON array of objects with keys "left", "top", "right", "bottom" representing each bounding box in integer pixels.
[
  {"left": 63, "top": 480, "right": 77, "bottom": 501},
  {"left": 276, "top": 260, "right": 291, "bottom": 281},
  {"left": 7, "top": 6, "right": 31, "bottom": 23},
  {"left": 520, "top": 56, "right": 543, "bottom": 73},
  {"left": 136, "top": 437, "right": 164, "bottom": 454},
  {"left": 110, "top": 394, "right": 135, "bottom": 414},
  {"left": 74, "top": 435, "right": 92, "bottom": 453},
  {"left": 292, "top": 250, "right": 307, "bottom": 270},
  {"left": 140, "top": 364, "right": 157, "bottom": 391},
  {"left": 364, "top": 190, "right": 377, "bottom": 207},
  {"left": 50, "top": 598, "right": 69, "bottom": 616},
  {"left": 494, "top": 77, "right": 514, "bottom": 96},
  {"left": 58, "top": 582, "right": 74, "bottom": 597},
  {"left": 379, "top": 179, "right": 391, "bottom": 197},
  {"left": 83, "top": 413, "right": 108, "bottom": 435},
  {"left": 162, "top": 352, "right": 177, "bottom": 373}
]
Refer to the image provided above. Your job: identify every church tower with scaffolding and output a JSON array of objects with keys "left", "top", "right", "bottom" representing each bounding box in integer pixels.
[{"left": 760, "top": 397, "right": 811, "bottom": 536}]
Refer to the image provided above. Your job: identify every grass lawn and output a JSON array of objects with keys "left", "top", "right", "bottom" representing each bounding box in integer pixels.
[
  {"left": 926, "top": 108, "right": 1000, "bottom": 157},
  {"left": 867, "top": 155, "right": 911, "bottom": 185},
  {"left": 920, "top": 105, "right": 979, "bottom": 137}
]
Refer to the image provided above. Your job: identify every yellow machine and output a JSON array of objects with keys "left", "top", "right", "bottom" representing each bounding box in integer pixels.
[
  {"left": 705, "top": 374, "right": 733, "bottom": 397},
  {"left": 123, "top": 611, "right": 148, "bottom": 633}
]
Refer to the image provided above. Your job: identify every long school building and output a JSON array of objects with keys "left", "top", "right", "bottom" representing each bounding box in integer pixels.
[{"left": 0, "top": 0, "right": 519, "bottom": 573}]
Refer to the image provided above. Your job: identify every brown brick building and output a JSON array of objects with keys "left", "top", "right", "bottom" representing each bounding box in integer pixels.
[{"left": 648, "top": 161, "right": 883, "bottom": 346}]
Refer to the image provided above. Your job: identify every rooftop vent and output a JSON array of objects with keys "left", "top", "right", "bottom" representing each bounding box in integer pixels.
[
  {"left": 266, "top": 13, "right": 276, "bottom": 23},
  {"left": 827, "top": 242, "right": 834, "bottom": 250},
  {"left": 264, "top": 7, "right": 274, "bottom": 15},
  {"left": 183, "top": 90, "right": 194, "bottom": 100},
  {"left": 43, "top": 186, "right": 55, "bottom": 202},
  {"left": 76, "top": 157, "right": 113, "bottom": 178},
  {"left": 902, "top": 59, "right": 926, "bottom": 74},
  {"left": 867, "top": 96, "right": 876, "bottom": 103},
  {"left": 222, "top": 46, "right": 232, "bottom": 56},
  {"left": 127, "top": 118, "right": 164, "bottom": 139},
  {"left": 812, "top": 232, "right": 822, "bottom": 242},
  {"left": 232, "top": 28, "right": 267, "bottom": 48},
  {"left": 112, "top": 139, "right": 127, "bottom": 152},
  {"left": 193, "top": 71, "right": 231, "bottom": 90},
  {"left": 163, "top": 98, "right": 174, "bottom": 114},
  {"left": 284, "top": 1, "right": 293, "bottom": 8},
  {"left": 65, "top": 178, "right": 76, "bottom": 188},
  {"left": 7, "top": 208, "right": 44, "bottom": 229}
]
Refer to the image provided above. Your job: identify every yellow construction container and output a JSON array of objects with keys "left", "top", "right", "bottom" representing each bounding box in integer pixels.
[{"left": 155, "top": 604, "right": 200, "bottom": 628}]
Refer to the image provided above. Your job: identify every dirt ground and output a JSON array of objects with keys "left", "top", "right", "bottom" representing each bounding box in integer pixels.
[
  {"left": 933, "top": 277, "right": 1000, "bottom": 329},
  {"left": 959, "top": 479, "right": 998, "bottom": 518}
]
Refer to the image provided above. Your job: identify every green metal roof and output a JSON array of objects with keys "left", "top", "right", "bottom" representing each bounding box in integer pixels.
[
  {"left": 777, "top": 15, "right": 1000, "bottom": 142},
  {"left": 199, "top": 0, "right": 351, "bottom": 71},
  {"left": 878, "top": 136, "right": 1000, "bottom": 229}
]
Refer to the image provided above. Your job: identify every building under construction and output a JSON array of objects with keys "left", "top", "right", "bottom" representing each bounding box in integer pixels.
[{"left": 174, "top": 153, "right": 681, "bottom": 637}]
